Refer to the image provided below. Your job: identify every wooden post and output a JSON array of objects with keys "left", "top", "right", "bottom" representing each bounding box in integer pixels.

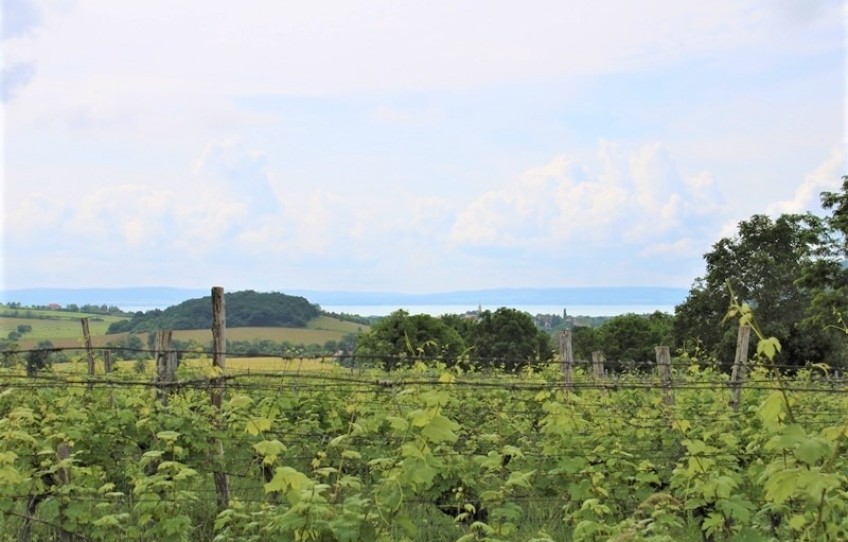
[
  {"left": 729, "top": 325, "right": 751, "bottom": 411},
  {"left": 103, "top": 350, "right": 113, "bottom": 374},
  {"left": 211, "top": 287, "right": 230, "bottom": 510},
  {"left": 591, "top": 351, "right": 605, "bottom": 381},
  {"left": 655, "top": 346, "right": 674, "bottom": 405},
  {"left": 55, "top": 442, "right": 72, "bottom": 542},
  {"left": 155, "top": 330, "right": 175, "bottom": 405},
  {"left": 560, "top": 330, "right": 574, "bottom": 391},
  {"left": 80, "top": 318, "right": 96, "bottom": 377}
]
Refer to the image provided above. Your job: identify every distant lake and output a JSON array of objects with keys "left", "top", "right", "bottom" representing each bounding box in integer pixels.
[
  {"left": 114, "top": 302, "right": 677, "bottom": 318},
  {"left": 320, "top": 304, "right": 677, "bottom": 318}
]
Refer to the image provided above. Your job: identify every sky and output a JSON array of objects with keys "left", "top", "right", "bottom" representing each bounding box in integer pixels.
[{"left": 1, "top": 0, "right": 846, "bottom": 294}]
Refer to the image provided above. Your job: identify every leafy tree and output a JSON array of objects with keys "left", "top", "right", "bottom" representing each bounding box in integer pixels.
[
  {"left": 468, "top": 308, "right": 552, "bottom": 371},
  {"left": 674, "top": 213, "right": 833, "bottom": 369},
  {"left": 107, "top": 334, "right": 148, "bottom": 361},
  {"left": 439, "top": 313, "right": 478, "bottom": 341},
  {"left": 802, "top": 176, "right": 848, "bottom": 322},
  {"left": 355, "top": 310, "right": 466, "bottom": 370},
  {"left": 26, "top": 341, "right": 56, "bottom": 376},
  {"left": 595, "top": 312, "right": 674, "bottom": 369},
  {"left": 107, "top": 319, "right": 132, "bottom": 334},
  {"left": 571, "top": 326, "right": 600, "bottom": 360}
]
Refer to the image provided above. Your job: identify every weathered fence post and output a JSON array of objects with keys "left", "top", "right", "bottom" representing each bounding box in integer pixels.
[
  {"left": 55, "top": 442, "right": 72, "bottom": 542},
  {"left": 591, "top": 351, "right": 605, "bottom": 381},
  {"left": 80, "top": 317, "right": 96, "bottom": 377},
  {"left": 560, "top": 330, "right": 573, "bottom": 391},
  {"left": 103, "top": 350, "right": 113, "bottom": 374},
  {"left": 655, "top": 346, "right": 674, "bottom": 405},
  {"left": 18, "top": 443, "right": 73, "bottom": 542},
  {"left": 729, "top": 325, "right": 751, "bottom": 411},
  {"left": 211, "top": 286, "right": 231, "bottom": 510},
  {"left": 155, "top": 330, "right": 176, "bottom": 405}
]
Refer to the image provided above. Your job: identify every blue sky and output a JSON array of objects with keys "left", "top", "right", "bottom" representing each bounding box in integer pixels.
[{"left": 2, "top": 0, "right": 845, "bottom": 293}]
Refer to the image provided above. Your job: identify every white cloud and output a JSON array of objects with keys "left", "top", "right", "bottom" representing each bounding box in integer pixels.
[
  {"left": 766, "top": 147, "right": 846, "bottom": 215},
  {"left": 64, "top": 184, "right": 171, "bottom": 247},
  {"left": 450, "top": 143, "right": 727, "bottom": 251}
]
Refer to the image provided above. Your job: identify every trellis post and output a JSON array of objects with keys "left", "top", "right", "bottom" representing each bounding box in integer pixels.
[
  {"left": 80, "top": 317, "right": 96, "bottom": 377},
  {"left": 729, "top": 325, "right": 751, "bottom": 411},
  {"left": 591, "top": 351, "right": 605, "bottom": 381},
  {"left": 655, "top": 346, "right": 674, "bottom": 405},
  {"left": 211, "top": 286, "right": 231, "bottom": 510},
  {"left": 560, "top": 330, "right": 574, "bottom": 391},
  {"left": 155, "top": 329, "right": 176, "bottom": 405}
]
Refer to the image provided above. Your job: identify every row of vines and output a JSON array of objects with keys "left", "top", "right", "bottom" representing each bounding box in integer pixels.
[{"left": 1, "top": 355, "right": 846, "bottom": 542}]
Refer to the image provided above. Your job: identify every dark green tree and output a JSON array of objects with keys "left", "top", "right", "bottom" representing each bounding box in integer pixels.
[
  {"left": 674, "top": 213, "right": 833, "bottom": 369},
  {"left": 801, "top": 176, "right": 848, "bottom": 323},
  {"left": 468, "top": 308, "right": 552, "bottom": 371},
  {"left": 571, "top": 326, "right": 600, "bottom": 361},
  {"left": 26, "top": 341, "right": 56, "bottom": 376},
  {"left": 355, "top": 310, "right": 466, "bottom": 370},
  {"left": 595, "top": 312, "right": 674, "bottom": 369}
]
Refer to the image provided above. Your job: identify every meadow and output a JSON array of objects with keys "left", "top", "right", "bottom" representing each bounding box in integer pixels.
[{"left": 0, "top": 311, "right": 365, "bottom": 350}]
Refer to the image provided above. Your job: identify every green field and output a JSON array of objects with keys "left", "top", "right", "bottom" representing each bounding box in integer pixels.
[{"left": 0, "top": 311, "right": 367, "bottom": 350}]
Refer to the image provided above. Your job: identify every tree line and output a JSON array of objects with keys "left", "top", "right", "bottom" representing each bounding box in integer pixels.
[
  {"left": 353, "top": 176, "right": 848, "bottom": 371},
  {"left": 354, "top": 307, "right": 553, "bottom": 371}
]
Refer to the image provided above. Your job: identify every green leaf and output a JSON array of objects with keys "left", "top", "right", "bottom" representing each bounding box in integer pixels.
[
  {"left": 245, "top": 417, "right": 272, "bottom": 436},
  {"left": 756, "top": 337, "right": 782, "bottom": 360},
  {"left": 765, "top": 424, "right": 806, "bottom": 451},
  {"left": 506, "top": 470, "right": 536, "bottom": 489},
  {"left": 253, "top": 439, "right": 286, "bottom": 463},
  {"left": 264, "top": 466, "right": 313, "bottom": 494},
  {"left": 227, "top": 394, "right": 253, "bottom": 409},
  {"left": 421, "top": 414, "right": 459, "bottom": 443},
  {"left": 758, "top": 392, "right": 786, "bottom": 430},
  {"left": 796, "top": 438, "right": 832, "bottom": 466},
  {"left": 386, "top": 416, "right": 409, "bottom": 432},
  {"left": 764, "top": 469, "right": 800, "bottom": 504},
  {"left": 683, "top": 439, "right": 707, "bottom": 455},
  {"left": 409, "top": 409, "right": 431, "bottom": 428},
  {"left": 788, "top": 514, "right": 807, "bottom": 530}
]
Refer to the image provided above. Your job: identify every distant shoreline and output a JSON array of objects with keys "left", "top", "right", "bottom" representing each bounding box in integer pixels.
[
  {"left": 1, "top": 286, "right": 687, "bottom": 314},
  {"left": 320, "top": 304, "right": 677, "bottom": 318}
]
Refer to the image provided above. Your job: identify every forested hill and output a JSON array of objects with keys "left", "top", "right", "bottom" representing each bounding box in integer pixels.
[{"left": 107, "top": 290, "right": 320, "bottom": 333}]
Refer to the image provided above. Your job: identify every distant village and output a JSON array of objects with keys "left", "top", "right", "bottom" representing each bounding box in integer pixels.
[{"left": 460, "top": 305, "right": 608, "bottom": 330}]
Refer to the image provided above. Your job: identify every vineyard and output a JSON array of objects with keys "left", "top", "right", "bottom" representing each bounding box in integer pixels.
[{"left": 1, "top": 344, "right": 847, "bottom": 542}]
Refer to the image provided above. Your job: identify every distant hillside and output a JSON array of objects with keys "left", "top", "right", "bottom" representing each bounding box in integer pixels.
[
  {"left": 107, "top": 290, "right": 319, "bottom": 333},
  {"left": 0, "top": 287, "right": 206, "bottom": 311}
]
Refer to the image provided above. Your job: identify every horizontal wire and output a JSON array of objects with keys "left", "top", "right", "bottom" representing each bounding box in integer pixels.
[{"left": 2, "top": 345, "right": 842, "bottom": 373}]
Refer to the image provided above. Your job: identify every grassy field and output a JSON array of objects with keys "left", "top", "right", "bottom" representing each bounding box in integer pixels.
[
  {"left": 0, "top": 314, "right": 126, "bottom": 340},
  {"left": 0, "top": 311, "right": 367, "bottom": 350}
]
